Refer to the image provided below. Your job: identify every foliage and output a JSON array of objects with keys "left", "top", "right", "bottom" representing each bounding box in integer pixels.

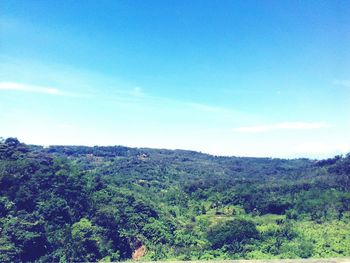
[{"left": 0, "top": 138, "right": 349, "bottom": 261}]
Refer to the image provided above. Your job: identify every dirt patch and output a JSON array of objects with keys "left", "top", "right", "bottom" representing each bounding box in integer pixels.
[{"left": 132, "top": 245, "right": 147, "bottom": 260}]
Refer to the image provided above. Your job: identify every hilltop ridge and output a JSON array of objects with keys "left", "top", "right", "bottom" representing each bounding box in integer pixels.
[{"left": 0, "top": 138, "right": 349, "bottom": 262}]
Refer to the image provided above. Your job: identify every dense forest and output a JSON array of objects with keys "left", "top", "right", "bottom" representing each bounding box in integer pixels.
[{"left": 0, "top": 137, "right": 350, "bottom": 262}]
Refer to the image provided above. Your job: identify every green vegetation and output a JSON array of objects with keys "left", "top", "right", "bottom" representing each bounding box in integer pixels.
[{"left": 0, "top": 137, "right": 350, "bottom": 262}]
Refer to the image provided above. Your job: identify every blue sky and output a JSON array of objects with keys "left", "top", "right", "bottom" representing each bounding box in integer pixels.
[{"left": 1, "top": 0, "right": 350, "bottom": 158}]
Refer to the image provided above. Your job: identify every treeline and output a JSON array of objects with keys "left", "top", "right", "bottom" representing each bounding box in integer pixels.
[{"left": 0, "top": 138, "right": 349, "bottom": 262}]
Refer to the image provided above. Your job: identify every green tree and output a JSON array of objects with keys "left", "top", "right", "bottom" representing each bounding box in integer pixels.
[
  {"left": 69, "top": 218, "right": 102, "bottom": 262},
  {"left": 207, "top": 219, "right": 259, "bottom": 252}
]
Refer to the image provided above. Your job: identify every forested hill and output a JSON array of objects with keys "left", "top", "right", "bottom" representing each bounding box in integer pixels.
[{"left": 1, "top": 138, "right": 350, "bottom": 262}]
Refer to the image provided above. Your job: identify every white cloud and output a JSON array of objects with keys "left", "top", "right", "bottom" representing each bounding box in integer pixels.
[
  {"left": 233, "top": 122, "right": 332, "bottom": 133},
  {"left": 0, "top": 81, "right": 84, "bottom": 97},
  {"left": 0, "top": 82, "right": 64, "bottom": 95}
]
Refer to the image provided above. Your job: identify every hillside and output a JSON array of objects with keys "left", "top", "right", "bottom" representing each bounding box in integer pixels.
[{"left": 0, "top": 137, "right": 350, "bottom": 262}]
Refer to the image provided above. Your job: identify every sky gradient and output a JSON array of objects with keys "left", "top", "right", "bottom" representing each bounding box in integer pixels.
[{"left": 1, "top": 0, "right": 350, "bottom": 158}]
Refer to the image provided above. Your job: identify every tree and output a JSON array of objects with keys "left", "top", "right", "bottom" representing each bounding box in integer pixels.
[
  {"left": 0, "top": 212, "right": 48, "bottom": 262},
  {"left": 69, "top": 218, "right": 102, "bottom": 262},
  {"left": 207, "top": 219, "right": 259, "bottom": 252}
]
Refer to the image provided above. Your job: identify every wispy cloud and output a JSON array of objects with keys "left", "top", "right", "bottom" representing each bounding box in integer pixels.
[
  {"left": 130, "top": 86, "right": 146, "bottom": 98},
  {"left": 333, "top": 79, "right": 350, "bottom": 88},
  {"left": 186, "top": 102, "right": 232, "bottom": 114},
  {"left": 233, "top": 122, "right": 332, "bottom": 133},
  {"left": 0, "top": 82, "right": 83, "bottom": 97},
  {"left": 109, "top": 86, "right": 152, "bottom": 102}
]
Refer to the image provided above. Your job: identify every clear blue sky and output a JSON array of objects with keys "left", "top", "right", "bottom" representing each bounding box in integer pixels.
[{"left": 1, "top": 0, "right": 350, "bottom": 158}]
